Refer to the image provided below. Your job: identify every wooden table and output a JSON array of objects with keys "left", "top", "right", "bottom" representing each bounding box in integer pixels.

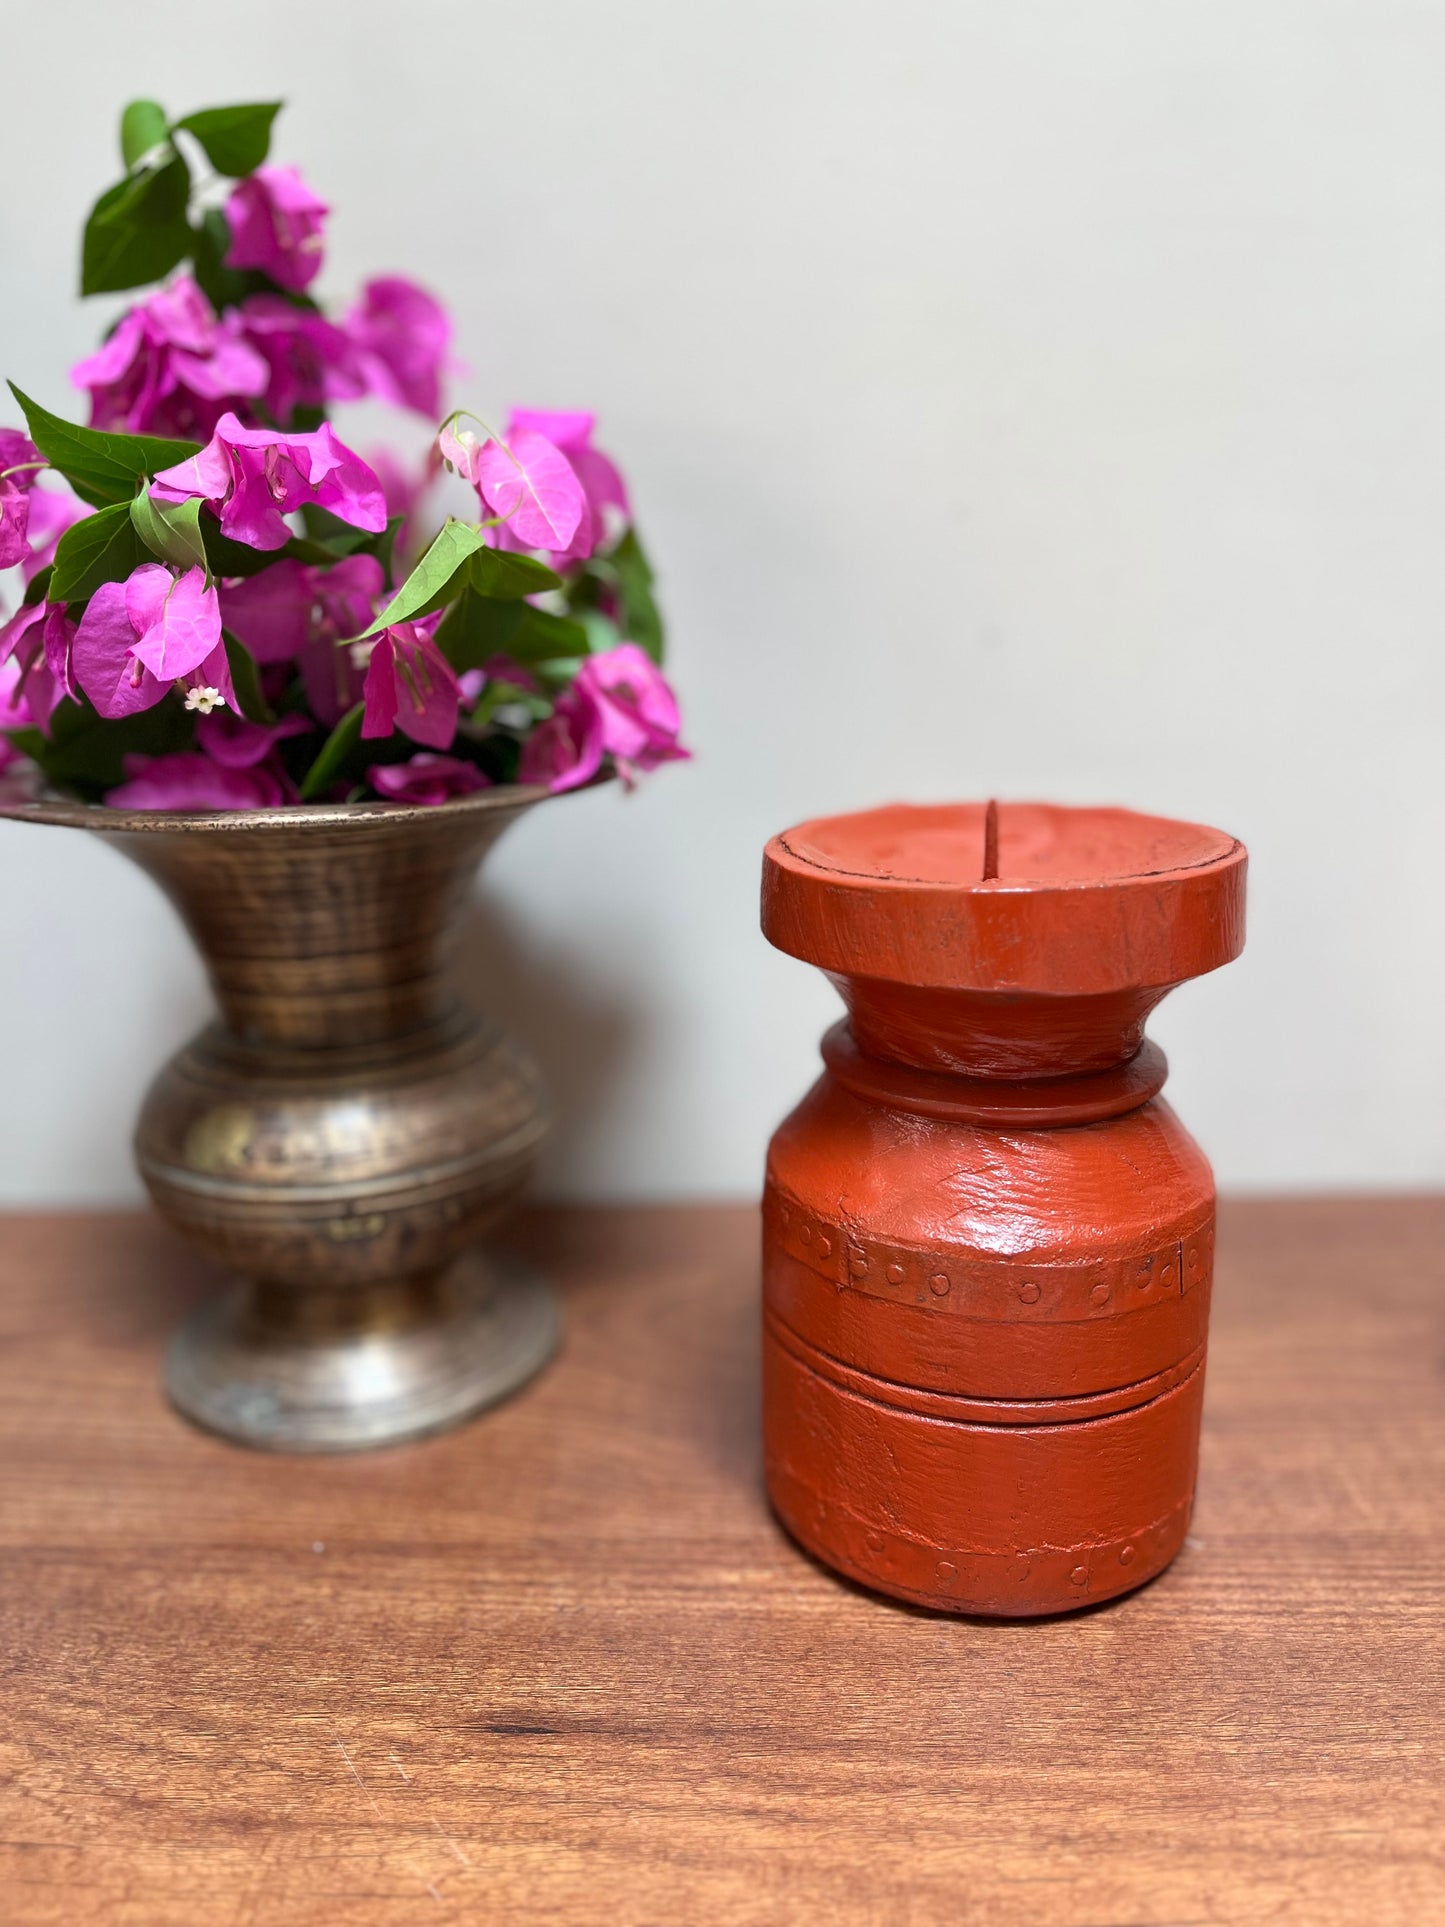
[{"left": 1, "top": 1200, "right": 1441, "bottom": 1925}]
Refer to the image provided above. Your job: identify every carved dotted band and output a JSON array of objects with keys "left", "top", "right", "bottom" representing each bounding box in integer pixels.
[{"left": 765, "top": 1186, "right": 1213, "bottom": 1321}]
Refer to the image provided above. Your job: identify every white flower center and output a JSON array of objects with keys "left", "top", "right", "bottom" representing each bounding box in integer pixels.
[{"left": 184, "top": 686, "right": 226, "bottom": 714}]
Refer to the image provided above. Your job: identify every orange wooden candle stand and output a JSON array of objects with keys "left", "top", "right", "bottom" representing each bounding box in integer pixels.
[{"left": 760, "top": 802, "right": 1247, "bottom": 1616}]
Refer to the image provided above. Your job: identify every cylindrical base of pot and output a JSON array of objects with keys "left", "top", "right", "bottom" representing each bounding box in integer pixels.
[
  {"left": 763, "top": 1315, "right": 1203, "bottom": 1615},
  {"left": 164, "top": 1252, "right": 558, "bottom": 1451}
]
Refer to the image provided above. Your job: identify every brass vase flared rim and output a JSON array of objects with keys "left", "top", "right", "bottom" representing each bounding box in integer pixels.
[{"left": 0, "top": 780, "right": 559, "bottom": 836}]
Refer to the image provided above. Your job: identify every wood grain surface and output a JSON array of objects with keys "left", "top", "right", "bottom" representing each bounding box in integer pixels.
[{"left": 1, "top": 1198, "right": 1442, "bottom": 1925}]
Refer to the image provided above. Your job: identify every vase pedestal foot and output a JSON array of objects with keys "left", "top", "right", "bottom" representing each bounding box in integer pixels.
[{"left": 163, "top": 1253, "right": 558, "bottom": 1453}]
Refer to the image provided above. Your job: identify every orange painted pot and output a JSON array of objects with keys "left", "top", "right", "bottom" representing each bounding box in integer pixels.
[{"left": 760, "top": 802, "right": 1247, "bottom": 1616}]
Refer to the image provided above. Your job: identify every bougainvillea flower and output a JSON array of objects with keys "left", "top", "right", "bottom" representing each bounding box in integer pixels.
[
  {"left": 219, "top": 553, "right": 384, "bottom": 724},
  {"left": 366, "top": 753, "right": 492, "bottom": 807},
  {"left": 41, "top": 603, "right": 78, "bottom": 706},
  {"left": 497, "top": 409, "right": 630, "bottom": 569},
  {"left": 152, "top": 413, "right": 387, "bottom": 551},
  {"left": 72, "top": 567, "right": 231, "bottom": 720},
  {"left": 123, "top": 565, "right": 222, "bottom": 679},
  {"left": 22, "top": 486, "right": 90, "bottom": 583},
  {"left": 0, "top": 427, "right": 43, "bottom": 571},
  {"left": 0, "top": 481, "right": 31, "bottom": 571},
  {"left": 517, "top": 643, "right": 687, "bottom": 793},
  {"left": 70, "top": 277, "right": 269, "bottom": 439},
  {"left": 516, "top": 685, "right": 605, "bottom": 793},
  {"left": 195, "top": 708, "right": 311, "bottom": 768},
  {"left": 104, "top": 750, "right": 287, "bottom": 812},
  {"left": 508, "top": 408, "right": 630, "bottom": 524},
  {"left": 365, "top": 445, "right": 433, "bottom": 569},
  {"left": 72, "top": 586, "right": 168, "bottom": 718},
  {"left": 0, "top": 427, "right": 40, "bottom": 471},
  {"left": 575, "top": 643, "right": 688, "bottom": 782},
  {"left": 300, "top": 554, "right": 387, "bottom": 723},
  {"left": 345, "top": 277, "right": 452, "bottom": 418},
  {"left": 236, "top": 295, "right": 365, "bottom": 427},
  {"left": 437, "top": 422, "right": 483, "bottom": 485},
  {"left": 476, "top": 426, "right": 587, "bottom": 552},
  {"left": 0, "top": 654, "right": 41, "bottom": 742},
  {"left": 0, "top": 601, "right": 75, "bottom": 730},
  {"left": 0, "top": 637, "right": 59, "bottom": 797},
  {"left": 217, "top": 558, "right": 313, "bottom": 663},
  {"left": 224, "top": 165, "right": 329, "bottom": 292},
  {"left": 359, "top": 619, "right": 461, "bottom": 749},
  {"left": 446, "top": 412, "right": 628, "bottom": 569},
  {"left": 506, "top": 408, "right": 596, "bottom": 453},
  {"left": 0, "top": 603, "right": 47, "bottom": 673}
]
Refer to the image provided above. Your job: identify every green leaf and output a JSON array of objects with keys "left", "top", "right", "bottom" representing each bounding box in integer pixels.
[
  {"left": 509, "top": 607, "right": 590, "bottom": 662},
  {"left": 434, "top": 595, "right": 588, "bottom": 673},
  {"left": 198, "top": 519, "right": 373, "bottom": 580},
  {"left": 130, "top": 492, "right": 208, "bottom": 575},
  {"left": 435, "top": 592, "right": 524, "bottom": 671},
  {"left": 22, "top": 565, "right": 53, "bottom": 608},
  {"left": 358, "top": 520, "right": 487, "bottom": 639},
  {"left": 173, "top": 102, "right": 282, "bottom": 177},
  {"left": 466, "top": 547, "right": 563, "bottom": 599},
  {"left": 579, "top": 609, "right": 622, "bottom": 655},
  {"left": 17, "top": 692, "right": 192, "bottom": 795},
  {"left": 531, "top": 657, "right": 591, "bottom": 688},
  {"left": 299, "top": 703, "right": 365, "bottom": 800},
  {"left": 305, "top": 511, "right": 407, "bottom": 583},
  {"left": 81, "top": 151, "right": 192, "bottom": 297},
  {"left": 8, "top": 383, "right": 199, "bottom": 509},
  {"left": 468, "top": 671, "right": 553, "bottom": 726},
  {"left": 2, "top": 726, "right": 48, "bottom": 766},
  {"left": 49, "top": 502, "right": 148, "bottom": 603},
  {"left": 120, "top": 100, "right": 170, "bottom": 170},
  {"left": 284, "top": 535, "right": 359, "bottom": 567},
  {"left": 372, "top": 514, "right": 404, "bottom": 589},
  {"left": 199, "top": 519, "right": 274, "bottom": 579},
  {"left": 189, "top": 205, "right": 243, "bottom": 312},
  {"left": 607, "top": 525, "right": 665, "bottom": 662},
  {"left": 299, "top": 502, "right": 373, "bottom": 555},
  {"left": 222, "top": 631, "right": 274, "bottom": 724}
]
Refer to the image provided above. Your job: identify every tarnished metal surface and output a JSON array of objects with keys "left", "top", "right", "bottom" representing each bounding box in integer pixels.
[{"left": 5, "top": 787, "right": 562, "bottom": 1450}]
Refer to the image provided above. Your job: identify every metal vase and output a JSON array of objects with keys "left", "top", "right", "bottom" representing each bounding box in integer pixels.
[{"left": 3, "top": 787, "right": 563, "bottom": 1451}]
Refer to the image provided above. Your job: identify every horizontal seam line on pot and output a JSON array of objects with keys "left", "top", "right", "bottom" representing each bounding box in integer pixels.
[
  {"left": 768, "top": 1322, "right": 1206, "bottom": 1432},
  {"left": 766, "top": 1304, "right": 1203, "bottom": 1408}
]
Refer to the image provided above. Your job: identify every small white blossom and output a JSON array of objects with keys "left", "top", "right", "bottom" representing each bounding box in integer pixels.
[{"left": 184, "top": 686, "right": 226, "bottom": 714}]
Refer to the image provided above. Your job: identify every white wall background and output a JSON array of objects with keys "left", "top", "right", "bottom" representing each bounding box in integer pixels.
[{"left": 2, "top": 0, "right": 1442, "bottom": 1203}]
